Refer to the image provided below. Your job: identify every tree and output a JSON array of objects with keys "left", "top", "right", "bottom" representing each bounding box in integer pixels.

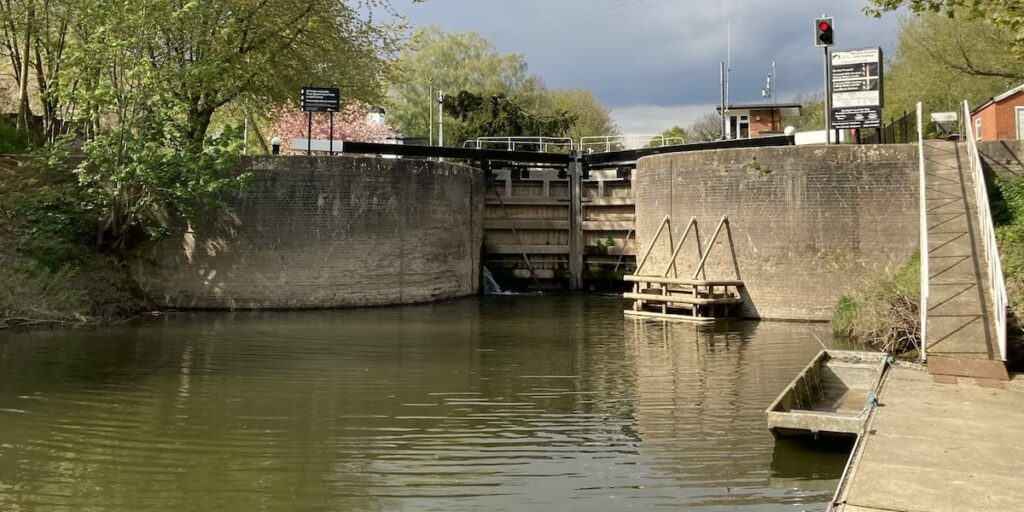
[
  {"left": 386, "top": 25, "right": 540, "bottom": 144},
  {"left": 57, "top": 0, "right": 401, "bottom": 146},
  {"left": 270, "top": 103, "right": 395, "bottom": 154},
  {"left": 644, "top": 125, "right": 687, "bottom": 148},
  {"left": 882, "top": 11, "right": 1020, "bottom": 119},
  {"left": 866, "top": 0, "right": 1024, "bottom": 56},
  {"left": 0, "top": 0, "right": 406, "bottom": 250},
  {"left": 441, "top": 91, "right": 576, "bottom": 145},
  {"left": 538, "top": 89, "right": 619, "bottom": 140},
  {"left": 687, "top": 113, "right": 722, "bottom": 142},
  {"left": 0, "top": 0, "right": 73, "bottom": 140},
  {"left": 792, "top": 92, "right": 826, "bottom": 131}
]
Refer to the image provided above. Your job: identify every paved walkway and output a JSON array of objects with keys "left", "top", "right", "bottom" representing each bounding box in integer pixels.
[
  {"left": 922, "top": 141, "right": 1006, "bottom": 379},
  {"left": 831, "top": 367, "right": 1024, "bottom": 512}
]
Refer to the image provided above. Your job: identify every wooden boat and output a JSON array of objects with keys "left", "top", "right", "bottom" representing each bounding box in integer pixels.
[{"left": 766, "top": 350, "right": 890, "bottom": 439}]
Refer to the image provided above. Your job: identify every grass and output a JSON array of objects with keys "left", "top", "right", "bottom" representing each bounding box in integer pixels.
[{"left": 832, "top": 254, "right": 921, "bottom": 355}]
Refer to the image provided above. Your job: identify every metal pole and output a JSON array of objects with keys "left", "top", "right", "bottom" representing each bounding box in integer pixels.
[
  {"left": 307, "top": 112, "right": 312, "bottom": 156},
  {"left": 917, "top": 101, "right": 928, "bottom": 363},
  {"left": 428, "top": 82, "right": 433, "bottom": 146},
  {"left": 824, "top": 46, "right": 831, "bottom": 145},
  {"left": 243, "top": 115, "right": 249, "bottom": 156},
  {"left": 720, "top": 61, "right": 727, "bottom": 139},
  {"left": 438, "top": 90, "right": 444, "bottom": 148},
  {"left": 329, "top": 111, "right": 334, "bottom": 156}
]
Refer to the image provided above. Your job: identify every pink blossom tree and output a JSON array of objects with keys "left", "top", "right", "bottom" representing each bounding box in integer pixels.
[{"left": 270, "top": 102, "right": 395, "bottom": 154}]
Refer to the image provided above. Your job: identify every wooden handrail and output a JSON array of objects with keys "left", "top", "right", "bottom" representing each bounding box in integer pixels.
[
  {"left": 660, "top": 216, "right": 699, "bottom": 278},
  {"left": 691, "top": 216, "right": 729, "bottom": 279},
  {"left": 633, "top": 215, "right": 671, "bottom": 275}
]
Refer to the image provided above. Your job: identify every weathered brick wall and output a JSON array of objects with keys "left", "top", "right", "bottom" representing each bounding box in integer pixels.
[
  {"left": 979, "top": 140, "right": 1024, "bottom": 178},
  {"left": 634, "top": 144, "right": 919, "bottom": 320},
  {"left": 133, "top": 156, "right": 484, "bottom": 309}
]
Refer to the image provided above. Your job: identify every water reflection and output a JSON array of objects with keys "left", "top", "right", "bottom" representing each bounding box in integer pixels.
[{"left": 0, "top": 296, "right": 846, "bottom": 511}]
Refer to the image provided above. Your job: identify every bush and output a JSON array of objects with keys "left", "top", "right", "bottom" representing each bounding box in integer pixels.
[{"left": 832, "top": 254, "right": 921, "bottom": 354}]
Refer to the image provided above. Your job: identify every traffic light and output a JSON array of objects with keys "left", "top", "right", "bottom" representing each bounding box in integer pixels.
[{"left": 815, "top": 17, "right": 834, "bottom": 47}]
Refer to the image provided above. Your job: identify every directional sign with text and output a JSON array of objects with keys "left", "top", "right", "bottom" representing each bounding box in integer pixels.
[
  {"left": 830, "top": 47, "right": 883, "bottom": 129},
  {"left": 301, "top": 87, "right": 340, "bottom": 113}
]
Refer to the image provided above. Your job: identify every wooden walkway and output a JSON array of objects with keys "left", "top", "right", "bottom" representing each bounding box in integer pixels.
[
  {"left": 922, "top": 141, "right": 1007, "bottom": 380},
  {"left": 831, "top": 367, "right": 1024, "bottom": 512}
]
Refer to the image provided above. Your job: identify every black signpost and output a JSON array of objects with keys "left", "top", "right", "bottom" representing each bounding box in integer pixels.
[
  {"left": 829, "top": 48, "right": 884, "bottom": 131},
  {"left": 301, "top": 87, "right": 341, "bottom": 155}
]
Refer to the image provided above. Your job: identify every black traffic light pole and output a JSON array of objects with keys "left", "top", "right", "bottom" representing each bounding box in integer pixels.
[
  {"left": 816, "top": 16, "right": 835, "bottom": 145},
  {"left": 824, "top": 46, "right": 831, "bottom": 145}
]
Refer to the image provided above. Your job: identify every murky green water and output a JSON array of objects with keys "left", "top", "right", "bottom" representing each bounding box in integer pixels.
[{"left": 0, "top": 296, "right": 848, "bottom": 511}]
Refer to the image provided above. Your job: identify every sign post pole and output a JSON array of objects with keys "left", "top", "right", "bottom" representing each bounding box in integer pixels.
[
  {"left": 329, "top": 111, "right": 334, "bottom": 156},
  {"left": 824, "top": 46, "right": 831, "bottom": 144},
  {"left": 307, "top": 111, "right": 312, "bottom": 156}
]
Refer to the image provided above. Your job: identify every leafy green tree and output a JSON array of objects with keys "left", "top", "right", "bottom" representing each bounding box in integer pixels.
[
  {"left": 538, "top": 89, "right": 619, "bottom": 140},
  {"left": 882, "top": 12, "right": 1020, "bottom": 119},
  {"left": 792, "top": 92, "right": 825, "bottom": 131},
  {"left": 644, "top": 125, "right": 687, "bottom": 148},
  {"left": 386, "top": 25, "right": 540, "bottom": 144},
  {"left": 867, "top": 1, "right": 1024, "bottom": 55},
  {"left": 441, "top": 91, "right": 576, "bottom": 145}
]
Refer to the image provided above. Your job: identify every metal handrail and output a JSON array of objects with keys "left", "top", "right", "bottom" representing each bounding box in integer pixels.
[
  {"left": 962, "top": 99, "right": 1009, "bottom": 361},
  {"left": 463, "top": 136, "right": 575, "bottom": 153},
  {"left": 917, "top": 102, "right": 929, "bottom": 362},
  {"left": 579, "top": 134, "right": 685, "bottom": 153}
]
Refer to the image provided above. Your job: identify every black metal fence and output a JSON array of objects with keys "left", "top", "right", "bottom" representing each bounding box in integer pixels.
[{"left": 860, "top": 110, "right": 916, "bottom": 144}]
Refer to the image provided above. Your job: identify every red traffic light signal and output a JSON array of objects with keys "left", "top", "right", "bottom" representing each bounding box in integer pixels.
[{"left": 815, "top": 17, "right": 834, "bottom": 47}]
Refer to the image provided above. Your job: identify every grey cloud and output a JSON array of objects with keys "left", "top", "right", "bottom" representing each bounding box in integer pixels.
[{"left": 393, "top": 0, "right": 903, "bottom": 125}]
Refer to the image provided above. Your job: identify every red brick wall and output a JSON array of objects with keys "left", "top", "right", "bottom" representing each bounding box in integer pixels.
[
  {"left": 749, "top": 109, "right": 779, "bottom": 138},
  {"left": 972, "top": 106, "right": 998, "bottom": 141},
  {"left": 972, "top": 92, "right": 1024, "bottom": 141},
  {"left": 995, "top": 94, "right": 1024, "bottom": 140}
]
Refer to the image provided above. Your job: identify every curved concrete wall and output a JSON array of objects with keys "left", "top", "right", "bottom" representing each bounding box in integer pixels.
[
  {"left": 634, "top": 145, "right": 919, "bottom": 320},
  {"left": 134, "top": 156, "right": 483, "bottom": 309}
]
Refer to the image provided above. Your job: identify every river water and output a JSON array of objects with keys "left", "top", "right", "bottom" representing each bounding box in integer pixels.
[{"left": 0, "top": 296, "right": 848, "bottom": 511}]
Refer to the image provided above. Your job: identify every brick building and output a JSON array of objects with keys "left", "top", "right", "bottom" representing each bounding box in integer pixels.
[
  {"left": 716, "top": 103, "right": 802, "bottom": 139},
  {"left": 971, "top": 83, "right": 1024, "bottom": 141}
]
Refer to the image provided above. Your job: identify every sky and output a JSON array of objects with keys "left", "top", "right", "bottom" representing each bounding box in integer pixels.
[{"left": 387, "top": 0, "right": 905, "bottom": 134}]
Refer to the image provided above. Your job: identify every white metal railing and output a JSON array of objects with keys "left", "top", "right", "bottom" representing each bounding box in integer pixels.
[
  {"left": 917, "top": 102, "right": 929, "bottom": 362},
  {"left": 578, "top": 134, "right": 685, "bottom": 153},
  {"left": 962, "top": 99, "right": 1009, "bottom": 361},
  {"left": 462, "top": 136, "right": 575, "bottom": 153}
]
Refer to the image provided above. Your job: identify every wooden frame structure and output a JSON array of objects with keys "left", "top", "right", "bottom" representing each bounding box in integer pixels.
[{"left": 623, "top": 215, "right": 744, "bottom": 322}]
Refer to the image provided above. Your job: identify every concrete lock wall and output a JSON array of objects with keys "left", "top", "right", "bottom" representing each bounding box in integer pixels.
[
  {"left": 133, "top": 156, "right": 484, "bottom": 309},
  {"left": 979, "top": 140, "right": 1024, "bottom": 178},
  {"left": 634, "top": 145, "right": 920, "bottom": 321}
]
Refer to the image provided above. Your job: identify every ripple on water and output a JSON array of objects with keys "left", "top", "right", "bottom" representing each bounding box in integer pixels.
[{"left": 0, "top": 297, "right": 846, "bottom": 511}]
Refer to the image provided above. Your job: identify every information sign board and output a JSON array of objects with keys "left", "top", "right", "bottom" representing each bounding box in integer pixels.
[
  {"left": 301, "top": 87, "right": 340, "bottom": 113},
  {"left": 830, "top": 48, "right": 883, "bottom": 129}
]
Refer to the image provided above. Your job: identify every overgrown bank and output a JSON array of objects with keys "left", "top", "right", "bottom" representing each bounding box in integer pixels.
[
  {"left": 832, "top": 255, "right": 921, "bottom": 355},
  {"left": 0, "top": 156, "right": 144, "bottom": 328}
]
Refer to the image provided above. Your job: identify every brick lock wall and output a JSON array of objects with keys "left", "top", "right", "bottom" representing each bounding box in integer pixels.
[
  {"left": 133, "top": 156, "right": 484, "bottom": 309},
  {"left": 634, "top": 144, "right": 920, "bottom": 320}
]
